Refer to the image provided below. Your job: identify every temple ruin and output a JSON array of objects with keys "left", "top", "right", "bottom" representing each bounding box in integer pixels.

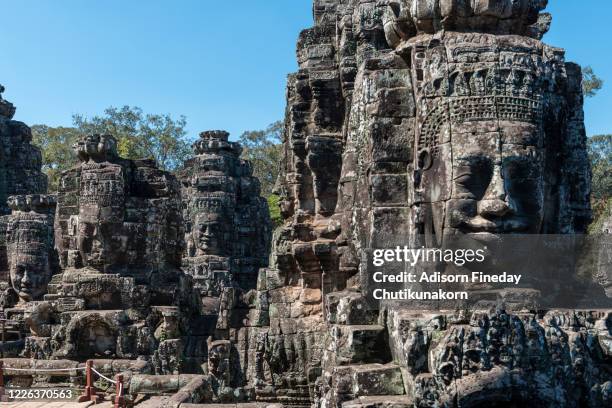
[{"left": 0, "top": 1, "right": 610, "bottom": 407}]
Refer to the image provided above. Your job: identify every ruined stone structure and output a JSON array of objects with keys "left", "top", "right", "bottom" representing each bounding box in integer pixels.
[
  {"left": 0, "top": 2, "right": 611, "bottom": 407},
  {"left": 245, "top": 1, "right": 612, "bottom": 407},
  {"left": 177, "top": 130, "right": 273, "bottom": 400},
  {"left": 1, "top": 195, "right": 56, "bottom": 307},
  {"left": 179, "top": 130, "right": 271, "bottom": 297},
  {"left": 0, "top": 86, "right": 48, "bottom": 288},
  {"left": 14, "top": 134, "right": 203, "bottom": 374}
]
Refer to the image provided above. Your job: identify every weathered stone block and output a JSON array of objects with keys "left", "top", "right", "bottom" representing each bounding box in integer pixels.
[
  {"left": 350, "top": 364, "right": 405, "bottom": 396},
  {"left": 334, "top": 325, "right": 389, "bottom": 365},
  {"left": 370, "top": 174, "right": 408, "bottom": 206}
]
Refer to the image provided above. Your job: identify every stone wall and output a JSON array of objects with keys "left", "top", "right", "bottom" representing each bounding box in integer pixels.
[{"left": 0, "top": 85, "right": 47, "bottom": 215}]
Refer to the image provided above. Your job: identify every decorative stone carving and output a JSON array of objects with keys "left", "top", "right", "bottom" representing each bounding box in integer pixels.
[
  {"left": 242, "top": 1, "right": 611, "bottom": 407},
  {"left": 0, "top": 89, "right": 47, "bottom": 215},
  {"left": 4, "top": 195, "right": 56, "bottom": 305},
  {"left": 13, "top": 133, "right": 203, "bottom": 371},
  {"left": 179, "top": 130, "right": 271, "bottom": 297},
  {"left": 0, "top": 86, "right": 48, "bottom": 295},
  {"left": 55, "top": 134, "right": 184, "bottom": 275}
]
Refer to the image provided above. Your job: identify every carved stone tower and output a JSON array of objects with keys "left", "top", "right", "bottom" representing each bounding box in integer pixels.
[
  {"left": 0, "top": 85, "right": 48, "bottom": 301},
  {"left": 179, "top": 130, "right": 271, "bottom": 297}
]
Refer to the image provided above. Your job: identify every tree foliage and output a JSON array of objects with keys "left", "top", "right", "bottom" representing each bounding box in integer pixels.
[
  {"left": 588, "top": 134, "right": 612, "bottom": 232},
  {"left": 267, "top": 194, "right": 283, "bottom": 228},
  {"left": 588, "top": 134, "right": 612, "bottom": 201},
  {"left": 239, "top": 121, "right": 283, "bottom": 198},
  {"left": 31, "top": 125, "right": 81, "bottom": 192},
  {"left": 72, "top": 106, "right": 191, "bottom": 170},
  {"left": 581, "top": 66, "right": 609, "bottom": 232},
  {"left": 32, "top": 106, "right": 191, "bottom": 192},
  {"left": 583, "top": 66, "right": 604, "bottom": 98}
]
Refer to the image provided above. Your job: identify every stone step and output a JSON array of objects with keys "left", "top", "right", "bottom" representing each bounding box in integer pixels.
[
  {"left": 342, "top": 395, "right": 413, "bottom": 408},
  {"left": 334, "top": 363, "right": 405, "bottom": 398},
  {"left": 333, "top": 325, "right": 390, "bottom": 365},
  {"left": 326, "top": 291, "right": 378, "bottom": 325}
]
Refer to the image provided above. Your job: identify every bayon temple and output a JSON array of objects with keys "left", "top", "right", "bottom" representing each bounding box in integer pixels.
[{"left": 0, "top": 1, "right": 610, "bottom": 407}]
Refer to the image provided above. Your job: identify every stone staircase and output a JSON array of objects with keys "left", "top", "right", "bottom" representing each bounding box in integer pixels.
[{"left": 323, "top": 291, "right": 412, "bottom": 407}]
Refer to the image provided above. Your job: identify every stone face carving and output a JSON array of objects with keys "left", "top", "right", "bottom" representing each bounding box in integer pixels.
[
  {"left": 55, "top": 134, "right": 184, "bottom": 275},
  {"left": 408, "top": 35, "right": 590, "bottom": 242},
  {"left": 12, "top": 133, "right": 202, "bottom": 371},
  {"left": 179, "top": 130, "right": 271, "bottom": 296},
  {"left": 241, "top": 1, "right": 609, "bottom": 407},
  {"left": 0, "top": 86, "right": 48, "bottom": 292},
  {"left": 5, "top": 195, "right": 56, "bottom": 304}
]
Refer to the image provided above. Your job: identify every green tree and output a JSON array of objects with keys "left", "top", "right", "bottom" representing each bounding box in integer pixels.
[
  {"left": 72, "top": 106, "right": 191, "bottom": 170},
  {"left": 581, "top": 66, "right": 609, "bottom": 232},
  {"left": 31, "top": 125, "right": 81, "bottom": 192},
  {"left": 238, "top": 121, "right": 284, "bottom": 227},
  {"left": 239, "top": 121, "right": 283, "bottom": 198},
  {"left": 32, "top": 106, "right": 191, "bottom": 192},
  {"left": 588, "top": 134, "right": 612, "bottom": 232},
  {"left": 267, "top": 194, "right": 283, "bottom": 228},
  {"left": 589, "top": 134, "right": 612, "bottom": 201},
  {"left": 583, "top": 66, "right": 604, "bottom": 98}
]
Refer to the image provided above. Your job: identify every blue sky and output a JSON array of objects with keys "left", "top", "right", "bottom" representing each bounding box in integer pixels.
[{"left": 0, "top": 0, "right": 610, "bottom": 140}]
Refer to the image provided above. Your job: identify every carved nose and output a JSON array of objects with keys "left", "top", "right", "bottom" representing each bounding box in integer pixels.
[
  {"left": 478, "top": 163, "right": 511, "bottom": 217},
  {"left": 478, "top": 199, "right": 511, "bottom": 217},
  {"left": 22, "top": 271, "right": 32, "bottom": 285}
]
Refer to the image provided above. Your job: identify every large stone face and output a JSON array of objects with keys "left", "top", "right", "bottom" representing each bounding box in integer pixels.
[
  {"left": 55, "top": 134, "right": 184, "bottom": 275},
  {"left": 15, "top": 133, "right": 201, "bottom": 372},
  {"left": 179, "top": 130, "right": 271, "bottom": 297},
  {"left": 0, "top": 86, "right": 48, "bottom": 291},
  {"left": 4, "top": 195, "right": 57, "bottom": 305},
  {"left": 242, "top": 1, "right": 609, "bottom": 407},
  {"left": 178, "top": 130, "right": 273, "bottom": 395}
]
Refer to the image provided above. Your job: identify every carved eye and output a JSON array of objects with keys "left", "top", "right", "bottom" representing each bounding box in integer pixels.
[
  {"left": 418, "top": 149, "right": 433, "bottom": 170},
  {"left": 388, "top": 1, "right": 401, "bottom": 18},
  {"left": 503, "top": 156, "right": 539, "bottom": 180},
  {"left": 454, "top": 157, "right": 493, "bottom": 200},
  {"left": 14, "top": 265, "right": 25, "bottom": 278}
]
